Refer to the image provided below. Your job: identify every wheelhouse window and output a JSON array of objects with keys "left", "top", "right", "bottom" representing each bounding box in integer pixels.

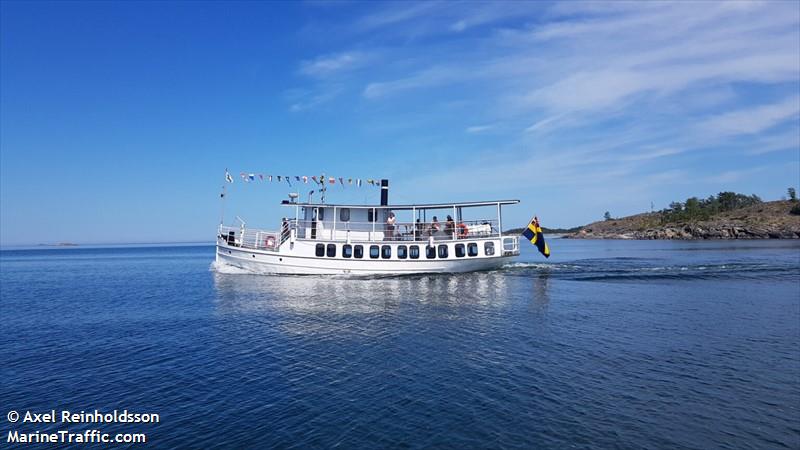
[
  {"left": 340, "top": 208, "right": 350, "bottom": 222},
  {"left": 426, "top": 245, "right": 436, "bottom": 259},
  {"left": 468, "top": 243, "right": 478, "bottom": 257},
  {"left": 409, "top": 245, "right": 420, "bottom": 259},
  {"left": 370, "top": 245, "right": 380, "bottom": 259},
  {"left": 368, "top": 208, "right": 376, "bottom": 222},
  {"left": 327, "top": 244, "right": 336, "bottom": 257},
  {"left": 381, "top": 245, "right": 391, "bottom": 259},
  {"left": 315, "top": 243, "right": 325, "bottom": 257},
  {"left": 455, "top": 244, "right": 465, "bottom": 258},
  {"left": 438, "top": 244, "right": 449, "bottom": 258},
  {"left": 354, "top": 245, "right": 364, "bottom": 259},
  {"left": 317, "top": 208, "right": 325, "bottom": 220},
  {"left": 397, "top": 245, "right": 407, "bottom": 259},
  {"left": 484, "top": 242, "right": 495, "bottom": 256},
  {"left": 343, "top": 244, "right": 353, "bottom": 258}
]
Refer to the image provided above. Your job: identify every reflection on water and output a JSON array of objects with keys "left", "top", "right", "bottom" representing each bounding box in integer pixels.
[{"left": 212, "top": 271, "right": 516, "bottom": 315}]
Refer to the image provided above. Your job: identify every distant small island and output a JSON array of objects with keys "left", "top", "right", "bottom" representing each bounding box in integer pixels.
[
  {"left": 37, "top": 242, "right": 79, "bottom": 247},
  {"left": 562, "top": 191, "right": 800, "bottom": 240}
]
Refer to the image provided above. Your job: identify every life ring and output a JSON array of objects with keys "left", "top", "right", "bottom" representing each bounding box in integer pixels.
[
  {"left": 457, "top": 223, "right": 468, "bottom": 238},
  {"left": 265, "top": 236, "right": 276, "bottom": 248}
]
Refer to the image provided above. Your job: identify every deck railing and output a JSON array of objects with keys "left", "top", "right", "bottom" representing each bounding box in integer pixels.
[{"left": 219, "top": 218, "right": 503, "bottom": 251}]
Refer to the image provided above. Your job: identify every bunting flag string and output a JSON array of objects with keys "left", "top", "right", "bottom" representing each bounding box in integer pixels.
[{"left": 224, "top": 170, "right": 382, "bottom": 189}]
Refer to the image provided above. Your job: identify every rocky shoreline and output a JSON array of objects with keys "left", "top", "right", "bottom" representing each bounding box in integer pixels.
[
  {"left": 566, "top": 224, "right": 800, "bottom": 240},
  {"left": 563, "top": 200, "right": 800, "bottom": 240}
]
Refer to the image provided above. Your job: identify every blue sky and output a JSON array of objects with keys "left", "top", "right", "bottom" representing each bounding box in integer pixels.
[{"left": 1, "top": 1, "right": 798, "bottom": 245}]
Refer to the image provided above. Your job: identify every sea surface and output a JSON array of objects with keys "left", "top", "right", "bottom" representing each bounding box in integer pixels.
[{"left": 1, "top": 240, "right": 799, "bottom": 449}]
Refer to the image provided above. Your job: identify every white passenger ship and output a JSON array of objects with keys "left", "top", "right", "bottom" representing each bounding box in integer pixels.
[{"left": 216, "top": 180, "right": 520, "bottom": 275}]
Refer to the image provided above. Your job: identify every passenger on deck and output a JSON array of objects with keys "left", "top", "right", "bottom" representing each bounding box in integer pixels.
[
  {"left": 445, "top": 215, "right": 455, "bottom": 239},
  {"left": 385, "top": 212, "right": 397, "bottom": 240},
  {"left": 431, "top": 216, "right": 441, "bottom": 238}
]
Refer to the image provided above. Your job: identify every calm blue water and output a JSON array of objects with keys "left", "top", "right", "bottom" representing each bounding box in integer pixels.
[{"left": 1, "top": 240, "right": 799, "bottom": 449}]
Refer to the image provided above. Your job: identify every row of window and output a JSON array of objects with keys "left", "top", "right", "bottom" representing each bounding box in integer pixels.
[
  {"left": 312, "top": 208, "right": 379, "bottom": 223},
  {"left": 315, "top": 242, "right": 495, "bottom": 259}
]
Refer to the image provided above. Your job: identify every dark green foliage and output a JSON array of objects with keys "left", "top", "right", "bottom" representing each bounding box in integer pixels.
[
  {"left": 788, "top": 187, "right": 797, "bottom": 202},
  {"left": 791, "top": 203, "right": 800, "bottom": 215},
  {"left": 659, "top": 192, "right": 762, "bottom": 223},
  {"left": 604, "top": 211, "right": 612, "bottom": 221}
]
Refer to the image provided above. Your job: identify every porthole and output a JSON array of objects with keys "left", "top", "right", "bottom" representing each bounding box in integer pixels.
[{"left": 426, "top": 245, "right": 436, "bottom": 259}]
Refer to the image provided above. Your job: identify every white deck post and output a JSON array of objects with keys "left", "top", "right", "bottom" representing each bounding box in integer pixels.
[
  {"left": 412, "top": 206, "right": 416, "bottom": 241},
  {"left": 497, "top": 203, "right": 503, "bottom": 238},
  {"left": 452, "top": 205, "right": 457, "bottom": 240},
  {"left": 332, "top": 206, "right": 337, "bottom": 241}
]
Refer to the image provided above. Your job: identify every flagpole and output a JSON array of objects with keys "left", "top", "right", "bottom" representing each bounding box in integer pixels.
[{"left": 220, "top": 184, "right": 226, "bottom": 225}]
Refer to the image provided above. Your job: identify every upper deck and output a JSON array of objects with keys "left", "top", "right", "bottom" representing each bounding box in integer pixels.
[{"left": 219, "top": 198, "right": 520, "bottom": 251}]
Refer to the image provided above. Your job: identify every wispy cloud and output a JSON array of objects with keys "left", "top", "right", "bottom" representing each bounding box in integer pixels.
[
  {"left": 299, "top": 51, "right": 368, "bottom": 78},
  {"left": 697, "top": 97, "right": 800, "bottom": 137},
  {"left": 466, "top": 124, "right": 494, "bottom": 134}
]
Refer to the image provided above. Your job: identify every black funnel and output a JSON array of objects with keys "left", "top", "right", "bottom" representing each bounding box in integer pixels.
[{"left": 380, "top": 179, "right": 389, "bottom": 206}]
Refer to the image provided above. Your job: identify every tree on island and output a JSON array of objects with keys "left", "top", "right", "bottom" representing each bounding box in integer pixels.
[
  {"left": 788, "top": 187, "right": 797, "bottom": 202},
  {"left": 659, "top": 191, "right": 762, "bottom": 223},
  {"left": 604, "top": 211, "right": 612, "bottom": 221}
]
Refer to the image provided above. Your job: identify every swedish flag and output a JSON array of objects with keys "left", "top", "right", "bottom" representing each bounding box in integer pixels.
[{"left": 521, "top": 217, "right": 550, "bottom": 258}]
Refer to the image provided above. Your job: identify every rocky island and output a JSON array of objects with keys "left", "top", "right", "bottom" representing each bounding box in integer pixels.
[{"left": 564, "top": 193, "right": 800, "bottom": 240}]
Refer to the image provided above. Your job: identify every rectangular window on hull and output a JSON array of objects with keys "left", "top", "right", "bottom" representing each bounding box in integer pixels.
[
  {"left": 354, "top": 245, "right": 364, "bottom": 259},
  {"left": 426, "top": 245, "right": 436, "bottom": 259},
  {"left": 381, "top": 245, "right": 391, "bottom": 259},
  {"left": 468, "top": 243, "right": 478, "bottom": 257},
  {"left": 409, "top": 245, "right": 420, "bottom": 259},
  {"left": 327, "top": 244, "right": 336, "bottom": 257},
  {"left": 398, "top": 245, "right": 407, "bottom": 259},
  {"left": 438, "top": 244, "right": 449, "bottom": 258},
  {"left": 316, "top": 243, "right": 325, "bottom": 257},
  {"left": 343, "top": 244, "right": 352, "bottom": 258},
  {"left": 370, "top": 245, "right": 379, "bottom": 259},
  {"left": 455, "top": 244, "right": 465, "bottom": 257},
  {"left": 484, "top": 242, "right": 495, "bottom": 256}
]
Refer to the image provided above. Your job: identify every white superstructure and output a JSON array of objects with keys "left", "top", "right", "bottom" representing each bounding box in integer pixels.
[{"left": 215, "top": 181, "right": 520, "bottom": 275}]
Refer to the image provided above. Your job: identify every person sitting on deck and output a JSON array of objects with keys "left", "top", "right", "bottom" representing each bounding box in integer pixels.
[
  {"left": 430, "top": 216, "right": 441, "bottom": 238},
  {"left": 445, "top": 215, "right": 455, "bottom": 239},
  {"left": 385, "top": 211, "right": 397, "bottom": 240}
]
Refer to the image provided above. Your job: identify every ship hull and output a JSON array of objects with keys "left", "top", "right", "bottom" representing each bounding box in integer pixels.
[{"left": 215, "top": 242, "right": 516, "bottom": 276}]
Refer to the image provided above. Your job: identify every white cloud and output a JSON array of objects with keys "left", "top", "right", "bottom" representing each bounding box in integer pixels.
[
  {"left": 466, "top": 124, "right": 494, "bottom": 134},
  {"left": 698, "top": 97, "right": 800, "bottom": 137},
  {"left": 299, "top": 52, "right": 367, "bottom": 78}
]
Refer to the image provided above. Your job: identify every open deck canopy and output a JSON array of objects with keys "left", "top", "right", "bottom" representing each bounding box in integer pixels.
[{"left": 282, "top": 200, "right": 520, "bottom": 209}]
